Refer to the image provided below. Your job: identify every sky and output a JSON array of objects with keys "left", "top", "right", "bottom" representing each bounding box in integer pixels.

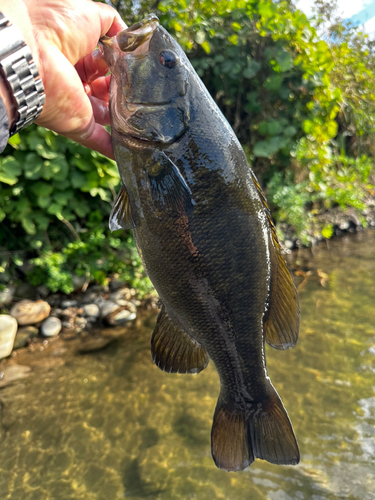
[{"left": 296, "top": 0, "right": 375, "bottom": 32}]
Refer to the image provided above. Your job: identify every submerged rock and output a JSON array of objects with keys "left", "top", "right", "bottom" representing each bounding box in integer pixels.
[
  {"left": 10, "top": 300, "right": 51, "bottom": 326},
  {"left": 13, "top": 326, "right": 38, "bottom": 349},
  {"left": 78, "top": 337, "right": 116, "bottom": 353},
  {"left": 40, "top": 317, "right": 62, "bottom": 337},
  {"left": 0, "top": 364, "right": 31, "bottom": 388},
  {"left": 0, "top": 315, "right": 18, "bottom": 359}
]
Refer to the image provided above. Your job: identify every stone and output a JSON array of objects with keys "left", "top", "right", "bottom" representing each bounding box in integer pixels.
[
  {"left": 61, "top": 299, "right": 78, "bottom": 308},
  {"left": 72, "top": 274, "right": 87, "bottom": 291},
  {"left": 83, "top": 304, "right": 100, "bottom": 319},
  {"left": 0, "top": 364, "right": 31, "bottom": 388},
  {"left": 99, "top": 300, "right": 120, "bottom": 319},
  {"left": 112, "top": 299, "right": 137, "bottom": 313},
  {"left": 0, "top": 286, "right": 15, "bottom": 305},
  {"left": 107, "top": 309, "right": 136, "bottom": 326},
  {"left": 10, "top": 300, "right": 51, "bottom": 326},
  {"left": 78, "top": 337, "right": 116, "bottom": 353},
  {"left": 13, "top": 326, "right": 38, "bottom": 350},
  {"left": 36, "top": 285, "right": 49, "bottom": 298},
  {"left": 109, "top": 288, "right": 133, "bottom": 302},
  {"left": 0, "top": 315, "right": 18, "bottom": 359},
  {"left": 14, "top": 282, "right": 36, "bottom": 300},
  {"left": 109, "top": 278, "right": 127, "bottom": 291},
  {"left": 40, "top": 317, "right": 62, "bottom": 337}
]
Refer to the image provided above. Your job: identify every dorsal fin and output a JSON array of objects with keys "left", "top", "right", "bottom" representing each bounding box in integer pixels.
[
  {"left": 250, "top": 172, "right": 299, "bottom": 350},
  {"left": 151, "top": 305, "right": 209, "bottom": 374},
  {"left": 109, "top": 184, "right": 134, "bottom": 231}
]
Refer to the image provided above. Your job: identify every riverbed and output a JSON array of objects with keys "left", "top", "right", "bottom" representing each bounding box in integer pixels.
[{"left": 0, "top": 230, "right": 374, "bottom": 500}]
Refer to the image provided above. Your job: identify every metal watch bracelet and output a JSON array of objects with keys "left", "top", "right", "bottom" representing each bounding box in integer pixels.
[{"left": 0, "top": 12, "right": 45, "bottom": 136}]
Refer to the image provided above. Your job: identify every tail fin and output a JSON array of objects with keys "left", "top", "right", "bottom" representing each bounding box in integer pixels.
[{"left": 211, "top": 384, "right": 299, "bottom": 472}]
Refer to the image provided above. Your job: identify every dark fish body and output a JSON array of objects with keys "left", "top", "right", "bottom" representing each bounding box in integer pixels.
[{"left": 100, "top": 14, "right": 300, "bottom": 471}]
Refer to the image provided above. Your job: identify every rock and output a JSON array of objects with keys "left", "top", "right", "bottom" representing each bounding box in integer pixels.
[
  {"left": 339, "top": 221, "right": 350, "bottom": 231},
  {"left": 13, "top": 326, "right": 38, "bottom": 350},
  {"left": 61, "top": 299, "right": 78, "bottom": 308},
  {"left": 284, "top": 239, "right": 295, "bottom": 250},
  {"left": 107, "top": 309, "right": 136, "bottom": 326},
  {"left": 10, "top": 300, "right": 50, "bottom": 326},
  {"left": 72, "top": 275, "right": 87, "bottom": 292},
  {"left": 112, "top": 299, "right": 137, "bottom": 313},
  {"left": 78, "top": 337, "right": 116, "bottom": 353},
  {"left": 109, "top": 278, "right": 126, "bottom": 291},
  {"left": 83, "top": 304, "right": 100, "bottom": 319},
  {"left": 14, "top": 282, "right": 36, "bottom": 300},
  {"left": 36, "top": 285, "right": 49, "bottom": 298},
  {"left": 0, "top": 315, "right": 18, "bottom": 359},
  {"left": 0, "top": 364, "right": 31, "bottom": 388},
  {"left": 40, "top": 317, "right": 62, "bottom": 337},
  {"left": 0, "top": 286, "right": 15, "bottom": 305},
  {"left": 81, "top": 292, "right": 99, "bottom": 304},
  {"left": 109, "top": 288, "right": 133, "bottom": 302},
  {"left": 99, "top": 300, "right": 120, "bottom": 319}
]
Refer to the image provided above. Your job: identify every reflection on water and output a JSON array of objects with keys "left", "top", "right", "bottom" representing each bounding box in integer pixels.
[{"left": 0, "top": 230, "right": 375, "bottom": 500}]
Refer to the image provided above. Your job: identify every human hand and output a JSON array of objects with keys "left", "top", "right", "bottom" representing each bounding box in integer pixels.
[{"left": 0, "top": 0, "right": 126, "bottom": 159}]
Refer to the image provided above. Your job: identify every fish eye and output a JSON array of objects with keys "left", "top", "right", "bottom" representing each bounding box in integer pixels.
[{"left": 159, "top": 50, "right": 178, "bottom": 69}]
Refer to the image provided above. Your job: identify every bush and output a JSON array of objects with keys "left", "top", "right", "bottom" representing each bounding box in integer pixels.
[{"left": 0, "top": 126, "right": 153, "bottom": 296}]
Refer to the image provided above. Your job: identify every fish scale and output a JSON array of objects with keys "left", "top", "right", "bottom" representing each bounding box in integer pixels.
[{"left": 99, "top": 13, "right": 300, "bottom": 472}]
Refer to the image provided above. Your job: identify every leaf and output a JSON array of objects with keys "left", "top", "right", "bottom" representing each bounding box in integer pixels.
[
  {"left": 195, "top": 31, "right": 205, "bottom": 44},
  {"left": 0, "top": 156, "right": 22, "bottom": 185},
  {"left": 37, "top": 196, "right": 51, "bottom": 209},
  {"left": 8, "top": 134, "right": 21, "bottom": 148},
  {"left": 321, "top": 224, "right": 333, "bottom": 239},
  {"left": 47, "top": 203, "right": 64, "bottom": 217},
  {"left": 264, "top": 74, "right": 284, "bottom": 91},
  {"left": 24, "top": 153, "right": 43, "bottom": 180},
  {"left": 201, "top": 41, "right": 211, "bottom": 54},
  {"left": 21, "top": 216, "right": 36, "bottom": 235},
  {"left": 243, "top": 60, "right": 261, "bottom": 79},
  {"left": 275, "top": 51, "right": 293, "bottom": 72},
  {"left": 30, "top": 182, "right": 53, "bottom": 197}
]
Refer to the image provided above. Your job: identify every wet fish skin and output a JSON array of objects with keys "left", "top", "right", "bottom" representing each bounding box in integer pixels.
[{"left": 99, "top": 14, "right": 300, "bottom": 471}]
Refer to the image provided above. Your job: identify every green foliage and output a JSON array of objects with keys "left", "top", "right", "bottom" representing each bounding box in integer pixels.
[
  {"left": 0, "top": 126, "right": 153, "bottom": 295},
  {"left": 153, "top": 0, "right": 374, "bottom": 238}
]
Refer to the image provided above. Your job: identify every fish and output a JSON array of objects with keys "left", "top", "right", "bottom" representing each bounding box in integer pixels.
[{"left": 99, "top": 14, "right": 300, "bottom": 472}]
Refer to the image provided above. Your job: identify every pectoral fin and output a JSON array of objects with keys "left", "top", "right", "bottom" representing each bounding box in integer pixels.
[
  {"left": 250, "top": 172, "right": 299, "bottom": 349},
  {"left": 151, "top": 305, "right": 209, "bottom": 374},
  {"left": 147, "top": 151, "right": 193, "bottom": 210},
  {"left": 109, "top": 184, "right": 134, "bottom": 231}
]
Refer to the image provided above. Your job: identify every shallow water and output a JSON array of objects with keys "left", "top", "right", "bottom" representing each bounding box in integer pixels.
[{"left": 1, "top": 230, "right": 375, "bottom": 500}]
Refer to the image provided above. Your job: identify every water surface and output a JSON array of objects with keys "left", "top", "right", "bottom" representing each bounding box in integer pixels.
[{"left": 0, "top": 230, "right": 375, "bottom": 500}]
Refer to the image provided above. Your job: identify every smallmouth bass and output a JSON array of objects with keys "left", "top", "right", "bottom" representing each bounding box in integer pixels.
[{"left": 99, "top": 14, "right": 300, "bottom": 472}]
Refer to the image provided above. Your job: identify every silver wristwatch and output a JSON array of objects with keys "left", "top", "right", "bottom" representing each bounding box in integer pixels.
[{"left": 0, "top": 12, "right": 45, "bottom": 136}]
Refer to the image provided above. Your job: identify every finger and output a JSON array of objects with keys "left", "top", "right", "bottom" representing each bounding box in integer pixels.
[
  {"left": 87, "top": 75, "right": 111, "bottom": 102},
  {"left": 75, "top": 49, "right": 108, "bottom": 84},
  {"left": 95, "top": 2, "right": 127, "bottom": 38},
  {"left": 66, "top": 121, "right": 114, "bottom": 160},
  {"left": 88, "top": 95, "right": 110, "bottom": 125}
]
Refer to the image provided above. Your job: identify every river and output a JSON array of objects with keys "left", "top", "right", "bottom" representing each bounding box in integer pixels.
[{"left": 0, "top": 230, "right": 374, "bottom": 500}]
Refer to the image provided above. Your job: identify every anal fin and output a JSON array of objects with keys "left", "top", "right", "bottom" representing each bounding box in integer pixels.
[{"left": 151, "top": 305, "right": 209, "bottom": 374}]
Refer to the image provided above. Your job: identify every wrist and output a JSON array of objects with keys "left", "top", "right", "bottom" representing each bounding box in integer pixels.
[
  {"left": 0, "top": 7, "right": 45, "bottom": 135},
  {"left": 0, "top": 72, "right": 17, "bottom": 129}
]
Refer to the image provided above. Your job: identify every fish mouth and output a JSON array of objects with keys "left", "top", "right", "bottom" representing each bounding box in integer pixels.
[{"left": 100, "top": 14, "right": 160, "bottom": 54}]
